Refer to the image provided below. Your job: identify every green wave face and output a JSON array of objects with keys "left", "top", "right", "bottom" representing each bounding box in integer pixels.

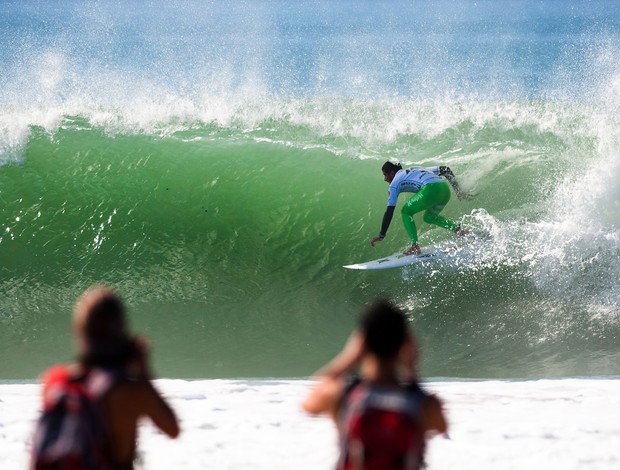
[
  {"left": 1, "top": 97, "right": 619, "bottom": 380},
  {"left": 2, "top": 0, "right": 620, "bottom": 380}
]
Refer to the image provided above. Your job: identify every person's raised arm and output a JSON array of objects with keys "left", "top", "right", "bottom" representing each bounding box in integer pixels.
[
  {"left": 301, "top": 375, "right": 344, "bottom": 420},
  {"left": 423, "top": 395, "right": 448, "bottom": 436},
  {"left": 132, "top": 338, "right": 180, "bottom": 438},
  {"left": 139, "top": 381, "right": 180, "bottom": 437},
  {"left": 398, "top": 334, "right": 419, "bottom": 383},
  {"left": 313, "top": 331, "right": 365, "bottom": 379},
  {"left": 302, "top": 332, "right": 364, "bottom": 419}
]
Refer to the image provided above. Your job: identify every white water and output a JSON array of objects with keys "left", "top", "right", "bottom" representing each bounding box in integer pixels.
[{"left": 1, "top": 378, "right": 619, "bottom": 469}]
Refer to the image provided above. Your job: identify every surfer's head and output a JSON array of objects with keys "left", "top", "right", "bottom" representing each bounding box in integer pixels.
[
  {"left": 360, "top": 299, "right": 410, "bottom": 359},
  {"left": 381, "top": 161, "right": 402, "bottom": 183}
]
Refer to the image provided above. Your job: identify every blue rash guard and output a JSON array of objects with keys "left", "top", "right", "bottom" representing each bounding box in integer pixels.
[{"left": 386, "top": 167, "right": 443, "bottom": 206}]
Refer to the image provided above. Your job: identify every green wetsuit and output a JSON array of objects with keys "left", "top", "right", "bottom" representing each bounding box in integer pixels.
[{"left": 401, "top": 181, "right": 456, "bottom": 243}]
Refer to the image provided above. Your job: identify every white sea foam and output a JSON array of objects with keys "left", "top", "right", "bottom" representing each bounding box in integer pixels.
[{"left": 1, "top": 378, "right": 618, "bottom": 469}]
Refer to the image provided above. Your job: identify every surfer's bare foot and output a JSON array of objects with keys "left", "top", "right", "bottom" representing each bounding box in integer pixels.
[
  {"left": 403, "top": 243, "right": 421, "bottom": 255},
  {"left": 456, "top": 225, "right": 469, "bottom": 237}
]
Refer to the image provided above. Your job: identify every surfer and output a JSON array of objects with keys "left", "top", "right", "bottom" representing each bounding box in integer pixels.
[{"left": 370, "top": 161, "right": 472, "bottom": 255}]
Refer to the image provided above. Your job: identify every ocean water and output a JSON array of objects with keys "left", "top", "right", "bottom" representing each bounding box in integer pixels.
[{"left": 1, "top": 0, "right": 619, "bottom": 380}]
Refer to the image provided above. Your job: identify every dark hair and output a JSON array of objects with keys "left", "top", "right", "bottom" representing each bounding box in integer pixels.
[
  {"left": 78, "top": 289, "right": 137, "bottom": 368},
  {"left": 381, "top": 161, "right": 403, "bottom": 174},
  {"left": 361, "top": 299, "right": 408, "bottom": 359},
  {"left": 83, "top": 294, "right": 126, "bottom": 342}
]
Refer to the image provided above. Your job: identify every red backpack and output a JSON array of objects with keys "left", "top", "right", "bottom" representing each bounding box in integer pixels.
[
  {"left": 338, "top": 379, "right": 428, "bottom": 470},
  {"left": 30, "top": 365, "right": 114, "bottom": 470}
]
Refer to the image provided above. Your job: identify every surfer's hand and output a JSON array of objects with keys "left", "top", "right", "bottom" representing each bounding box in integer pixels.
[{"left": 370, "top": 236, "right": 384, "bottom": 247}]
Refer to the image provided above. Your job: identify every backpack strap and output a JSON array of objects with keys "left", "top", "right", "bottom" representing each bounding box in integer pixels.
[
  {"left": 84, "top": 368, "right": 116, "bottom": 400},
  {"left": 42, "top": 365, "right": 117, "bottom": 411},
  {"left": 335, "top": 377, "right": 363, "bottom": 468},
  {"left": 42, "top": 365, "right": 75, "bottom": 410},
  {"left": 342, "top": 376, "right": 362, "bottom": 400}
]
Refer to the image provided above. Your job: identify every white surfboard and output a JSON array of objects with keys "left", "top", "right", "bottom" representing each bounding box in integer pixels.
[{"left": 343, "top": 235, "right": 478, "bottom": 270}]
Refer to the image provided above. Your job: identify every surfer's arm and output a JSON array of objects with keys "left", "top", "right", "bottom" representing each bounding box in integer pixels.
[
  {"left": 371, "top": 205, "right": 395, "bottom": 246},
  {"left": 438, "top": 166, "right": 474, "bottom": 200}
]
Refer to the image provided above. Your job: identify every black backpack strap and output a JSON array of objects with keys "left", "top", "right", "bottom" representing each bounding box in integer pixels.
[{"left": 340, "top": 376, "right": 361, "bottom": 405}]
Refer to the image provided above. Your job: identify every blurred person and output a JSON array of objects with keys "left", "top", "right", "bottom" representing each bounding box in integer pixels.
[
  {"left": 303, "top": 299, "right": 447, "bottom": 470},
  {"left": 32, "top": 285, "right": 179, "bottom": 470}
]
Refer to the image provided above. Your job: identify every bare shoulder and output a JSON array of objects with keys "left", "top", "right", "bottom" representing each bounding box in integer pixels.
[{"left": 105, "top": 379, "right": 161, "bottom": 410}]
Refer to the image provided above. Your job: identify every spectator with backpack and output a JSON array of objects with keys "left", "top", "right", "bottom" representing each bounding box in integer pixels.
[
  {"left": 302, "top": 299, "right": 447, "bottom": 470},
  {"left": 31, "top": 285, "right": 180, "bottom": 469}
]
